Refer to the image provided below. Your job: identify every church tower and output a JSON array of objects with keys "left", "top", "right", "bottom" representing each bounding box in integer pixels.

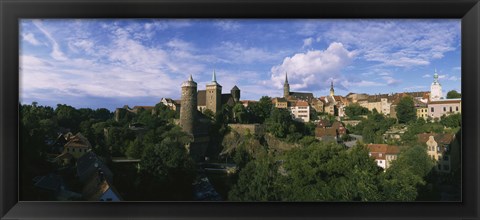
[
  {"left": 180, "top": 75, "right": 197, "bottom": 135},
  {"left": 206, "top": 70, "right": 222, "bottom": 114},
  {"left": 330, "top": 81, "right": 335, "bottom": 97},
  {"left": 430, "top": 69, "right": 442, "bottom": 101},
  {"left": 283, "top": 72, "right": 290, "bottom": 98}
]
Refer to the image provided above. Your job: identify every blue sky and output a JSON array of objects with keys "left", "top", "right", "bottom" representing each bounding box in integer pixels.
[{"left": 20, "top": 19, "right": 461, "bottom": 111}]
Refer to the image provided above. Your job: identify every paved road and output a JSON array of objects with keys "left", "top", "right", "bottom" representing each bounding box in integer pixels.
[{"left": 344, "top": 134, "right": 363, "bottom": 148}]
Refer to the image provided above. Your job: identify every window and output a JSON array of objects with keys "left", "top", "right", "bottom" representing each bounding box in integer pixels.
[
  {"left": 431, "top": 107, "right": 434, "bottom": 112},
  {"left": 450, "top": 106, "right": 452, "bottom": 112},
  {"left": 456, "top": 106, "right": 459, "bottom": 111},
  {"left": 443, "top": 107, "right": 446, "bottom": 112}
]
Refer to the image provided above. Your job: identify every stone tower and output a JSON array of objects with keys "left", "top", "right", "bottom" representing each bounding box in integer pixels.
[
  {"left": 180, "top": 75, "right": 197, "bottom": 135},
  {"left": 430, "top": 69, "right": 442, "bottom": 101},
  {"left": 283, "top": 72, "right": 290, "bottom": 98},
  {"left": 206, "top": 70, "right": 222, "bottom": 114},
  {"left": 231, "top": 85, "right": 240, "bottom": 102},
  {"left": 330, "top": 81, "right": 335, "bottom": 97}
]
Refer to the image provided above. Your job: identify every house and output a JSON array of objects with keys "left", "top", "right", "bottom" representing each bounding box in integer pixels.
[
  {"left": 357, "top": 94, "right": 391, "bottom": 116},
  {"left": 272, "top": 97, "right": 288, "bottom": 109},
  {"left": 289, "top": 100, "right": 310, "bottom": 122},
  {"left": 241, "top": 100, "right": 258, "bottom": 108},
  {"left": 367, "top": 144, "right": 400, "bottom": 170},
  {"left": 417, "top": 133, "right": 455, "bottom": 173},
  {"left": 160, "top": 98, "right": 181, "bottom": 113},
  {"left": 310, "top": 98, "right": 325, "bottom": 113},
  {"left": 427, "top": 99, "right": 461, "bottom": 119},
  {"left": 315, "top": 120, "right": 346, "bottom": 142},
  {"left": 76, "top": 151, "right": 113, "bottom": 183},
  {"left": 63, "top": 133, "right": 91, "bottom": 159},
  {"left": 81, "top": 169, "right": 122, "bottom": 201}
]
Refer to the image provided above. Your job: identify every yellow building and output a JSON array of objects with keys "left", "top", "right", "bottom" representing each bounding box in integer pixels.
[
  {"left": 272, "top": 97, "right": 288, "bottom": 109},
  {"left": 62, "top": 133, "right": 92, "bottom": 159},
  {"left": 416, "top": 107, "right": 429, "bottom": 120}
]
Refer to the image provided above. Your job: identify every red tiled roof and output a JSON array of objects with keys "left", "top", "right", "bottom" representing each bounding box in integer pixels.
[
  {"left": 295, "top": 100, "right": 309, "bottom": 107},
  {"left": 429, "top": 99, "right": 461, "bottom": 105},
  {"left": 417, "top": 133, "right": 454, "bottom": 145},
  {"left": 367, "top": 144, "right": 400, "bottom": 155}
]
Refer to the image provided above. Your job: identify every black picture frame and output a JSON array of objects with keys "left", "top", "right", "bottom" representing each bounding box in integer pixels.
[{"left": 1, "top": 0, "right": 479, "bottom": 219}]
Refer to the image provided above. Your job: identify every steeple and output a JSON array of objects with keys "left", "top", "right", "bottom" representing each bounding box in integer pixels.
[
  {"left": 433, "top": 68, "right": 439, "bottom": 84},
  {"left": 189, "top": 74, "right": 193, "bottom": 82},
  {"left": 330, "top": 81, "right": 335, "bottom": 96},
  {"left": 212, "top": 69, "right": 217, "bottom": 82},
  {"left": 283, "top": 72, "right": 290, "bottom": 98}
]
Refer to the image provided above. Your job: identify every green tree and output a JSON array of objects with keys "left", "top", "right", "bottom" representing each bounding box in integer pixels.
[
  {"left": 229, "top": 156, "right": 280, "bottom": 201},
  {"left": 345, "top": 103, "right": 369, "bottom": 119},
  {"left": 446, "top": 90, "right": 461, "bottom": 99},
  {"left": 138, "top": 127, "right": 195, "bottom": 200},
  {"left": 440, "top": 113, "right": 461, "bottom": 128},
  {"left": 232, "top": 103, "right": 248, "bottom": 123},
  {"left": 265, "top": 108, "right": 294, "bottom": 138},
  {"left": 248, "top": 96, "right": 273, "bottom": 123},
  {"left": 276, "top": 143, "right": 382, "bottom": 201},
  {"left": 381, "top": 145, "right": 434, "bottom": 201},
  {"left": 396, "top": 96, "right": 417, "bottom": 124},
  {"left": 55, "top": 104, "right": 81, "bottom": 131}
]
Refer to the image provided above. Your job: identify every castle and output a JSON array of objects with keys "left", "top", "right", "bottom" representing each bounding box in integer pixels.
[{"left": 179, "top": 72, "right": 241, "bottom": 161}]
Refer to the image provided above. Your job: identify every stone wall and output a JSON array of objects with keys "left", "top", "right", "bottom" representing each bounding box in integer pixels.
[{"left": 228, "top": 123, "right": 265, "bottom": 135}]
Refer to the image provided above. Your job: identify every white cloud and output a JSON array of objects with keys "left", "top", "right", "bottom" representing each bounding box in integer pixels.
[
  {"left": 343, "top": 80, "right": 384, "bottom": 87},
  {"left": 403, "top": 85, "right": 426, "bottom": 91},
  {"left": 422, "top": 74, "right": 431, "bottom": 78},
  {"left": 214, "top": 20, "right": 240, "bottom": 31},
  {"left": 270, "top": 42, "right": 356, "bottom": 91},
  {"left": 216, "top": 41, "right": 281, "bottom": 64},
  {"left": 302, "top": 37, "right": 314, "bottom": 48},
  {"left": 33, "top": 20, "right": 68, "bottom": 61},
  {"left": 382, "top": 76, "right": 401, "bottom": 85},
  {"left": 324, "top": 20, "right": 459, "bottom": 68},
  {"left": 22, "top": 32, "right": 41, "bottom": 46}
]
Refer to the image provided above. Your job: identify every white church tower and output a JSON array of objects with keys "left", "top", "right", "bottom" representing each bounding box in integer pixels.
[{"left": 430, "top": 69, "right": 443, "bottom": 101}]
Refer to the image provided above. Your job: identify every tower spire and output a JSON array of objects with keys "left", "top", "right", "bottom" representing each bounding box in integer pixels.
[
  {"left": 212, "top": 69, "right": 217, "bottom": 82},
  {"left": 188, "top": 74, "right": 193, "bottom": 81},
  {"left": 330, "top": 81, "right": 335, "bottom": 96},
  {"left": 285, "top": 72, "right": 289, "bottom": 84}
]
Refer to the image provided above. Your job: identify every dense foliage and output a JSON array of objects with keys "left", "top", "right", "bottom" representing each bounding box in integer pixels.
[
  {"left": 446, "top": 90, "right": 461, "bottom": 99},
  {"left": 229, "top": 142, "right": 434, "bottom": 201},
  {"left": 344, "top": 103, "right": 370, "bottom": 119},
  {"left": 395, "top": 96, "right": 417, "bottom": 124}
]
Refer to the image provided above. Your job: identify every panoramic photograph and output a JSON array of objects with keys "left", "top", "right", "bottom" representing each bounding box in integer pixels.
[{"left": 19, "top": 19, "right": 461, "bottom": 201}]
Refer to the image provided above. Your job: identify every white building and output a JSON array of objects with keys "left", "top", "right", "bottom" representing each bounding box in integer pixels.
[
  {"left": 289, "top": 100, "right": 310, "bottom": 122},
  {"left": 428, "top": 99, "right": 461, "bottom": 119}
]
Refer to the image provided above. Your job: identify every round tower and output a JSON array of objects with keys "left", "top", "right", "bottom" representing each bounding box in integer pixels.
[
  {"left": 283, "top": 72, "right": 290, "bottom": 98},
  {"left": 180, "top": 75, "right": 197, "bottom": 135},
  {"left": 231, "top": 85, "right": 240, "bottom": 102}
]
